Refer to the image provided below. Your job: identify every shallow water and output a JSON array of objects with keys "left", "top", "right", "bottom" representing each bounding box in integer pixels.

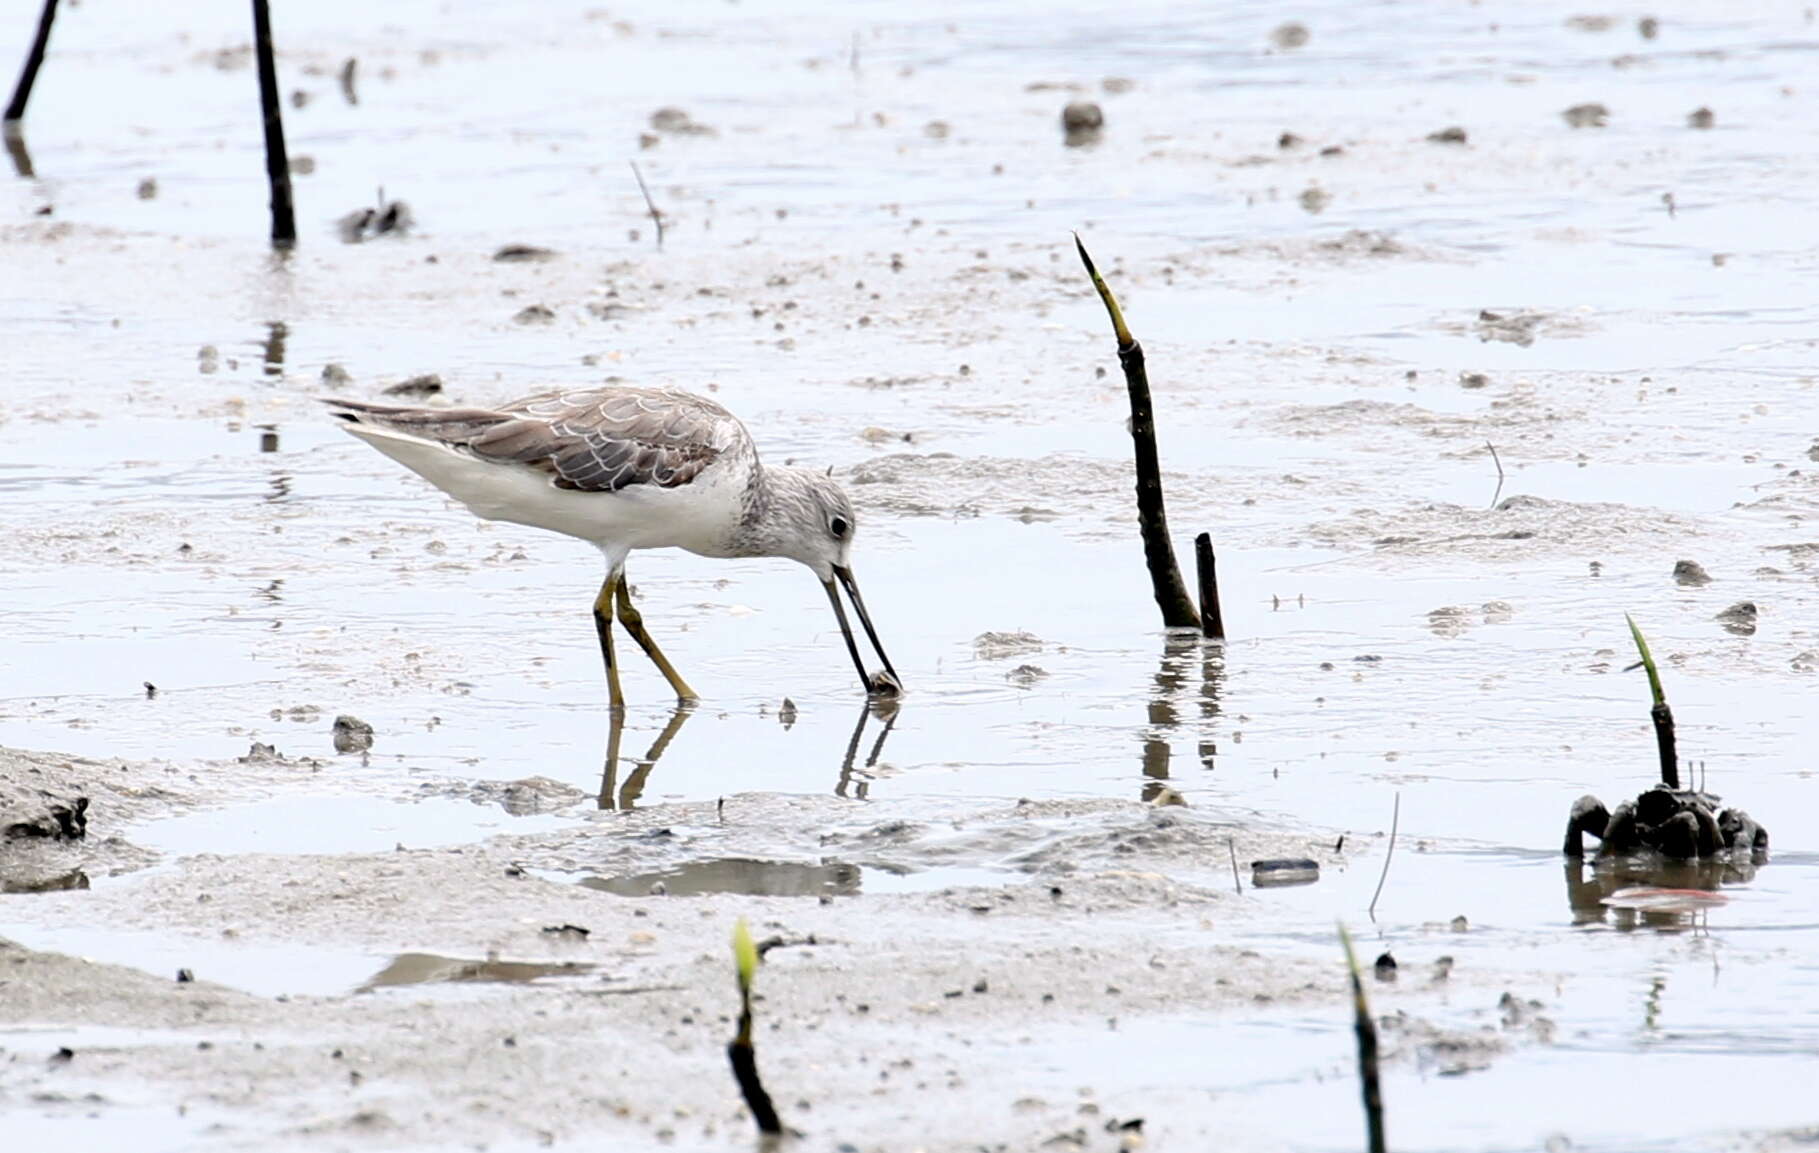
[{"left": 3, "top": 0, "right": 1818, "bottom": 1147}]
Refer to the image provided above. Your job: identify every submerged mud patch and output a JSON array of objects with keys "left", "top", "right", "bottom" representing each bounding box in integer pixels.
[{"left": 1307, "top": 493, "right": 1694, "bottom": 558}]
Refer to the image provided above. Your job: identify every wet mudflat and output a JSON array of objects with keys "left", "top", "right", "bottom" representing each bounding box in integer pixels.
[{"left": 2, "top": 0, "right": 1818, "bottom": 1149}]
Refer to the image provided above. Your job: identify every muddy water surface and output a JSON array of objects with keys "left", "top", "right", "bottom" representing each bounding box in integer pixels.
[{"left": 3, "top": 0, "right": 1818, "bottom": 1149}]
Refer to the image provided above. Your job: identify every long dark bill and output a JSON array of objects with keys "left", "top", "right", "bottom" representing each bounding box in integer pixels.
[{"left": 823, "top": 565, "right": 901, "bottom": 692}]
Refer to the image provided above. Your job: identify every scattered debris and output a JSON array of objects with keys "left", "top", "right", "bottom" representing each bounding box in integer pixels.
[
  {"left": 321, "top": 363, "right": 352, "bottom": 388},
  {"left": 136, "top": 177, "right": 158, "bottom": 199},
  {"left": 1673, "top": 559, "right": 1711, "bottom": 586},
  {"left": 1007, "top": 663, "right": 1049, "bottom": 688},
  {"left": 1716, "top": 601, "right": 1757, "bottom": 636},
  {"left": 1251, "top": 858, "right": 1320, "bottom": 887},
  {"left": 1270, "top": 21, "right": 1311, "bottom": 48},
  {"left": 1426, "top": 126, "right": 1468, "bottom": 145},
  {"left": 493, "top": 244, "right": 556, "bottom": 262},
  {"left": 650, "top": 106, "right": 715, "bottom": 136},
  {"left": 332, "top": 715, "right": 376, "bottom": 754},
  {"left": 513, "top": 304, "right": 556, "bottom": 325},
  {"left": 1061, "top": 101, "right": 1103, "bottom": 146},
  {"left": 973, "top": 630, "right": 1044, "bottom": 660},
  {"left": 1562, "top": 102, "right": 1610, "bottom": 128},
  {"left": 382, "top": 373, "right": 442, "bottom": 398},
  {"left": 1687, "top": 106, "right": 1714, "bottom": 129}
]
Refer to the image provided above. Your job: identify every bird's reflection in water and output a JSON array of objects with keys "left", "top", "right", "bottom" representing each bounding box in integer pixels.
[
  {"left": 1562, "top": 854, "right": 1755, "bottom": 932},
  {"left": 595, "top": 697, "right": 903, "bottom": 810},
  {"left": 837, "top": 697, "right": 900, "bottom": 799},
  {"left": 1141, "top": 633, "right": 1224, "bottom": 802},
  {"left": 598, "top": 703, "right": 694, "bottom": 811}
]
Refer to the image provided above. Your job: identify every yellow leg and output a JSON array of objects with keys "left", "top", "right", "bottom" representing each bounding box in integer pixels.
[
  {"left": 592, "top": 572, "right": 625, "bottom": 712},
  {"left": 615, "top": 572, "right": 700, "bottom": 704}
]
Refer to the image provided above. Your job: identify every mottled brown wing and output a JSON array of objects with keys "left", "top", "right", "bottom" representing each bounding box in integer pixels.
[{"left": 466, "top": 387, "right": 742, "bottom": 492}]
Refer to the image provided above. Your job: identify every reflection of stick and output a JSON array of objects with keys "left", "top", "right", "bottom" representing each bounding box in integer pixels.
[
  {"left": 630, "top": 161, "right": 664, "bottom": 251},
  {"left": 1339, "top": 925, "right": 1387, "bottom": 1153},
  {"left": 3, "top": 0, "right": 59, "bottom": 124},
  {"left": 1485, "top": 440, "right": 1505, "bottom": 508},
  {"left": 1194, "top": 532, "right": 1226, "bottom": 642},
  {"left": 1624, "top": 614, "right": 1678, "bottom": 788},
  {"left": 251, "top": 0, "right": 297, "bottom": 247},
  {"left": 1074, "top": 234, "right": 1200, "bottom": 629},
  {"left": 1367, "top": 792, "right": 1399, "bottom": 920},
  {"left": 728, "top": 920, "right": 783, "bottom": 1134}
]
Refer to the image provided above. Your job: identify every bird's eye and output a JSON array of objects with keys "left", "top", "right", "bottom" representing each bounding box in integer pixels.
[{"left": 829, "top": 515, "right": 850, "bottom": 539}]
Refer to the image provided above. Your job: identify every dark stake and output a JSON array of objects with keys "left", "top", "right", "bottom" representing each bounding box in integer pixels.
[
  {"left": 4, "top": 0, "right": 59, "bottom": 124},
  {"left": 727, "top": 920, "right": 783, "bottom": 1134},
  {"left": 1339, "top": 925, "right": 1387, "bottom": 1153},
  {"left": 1193, "top": 532, "right": 1226, "bottom": 641},
  {"left": 250, "top": 0, "right": 297, "bottom": 248},
  {"left": 1625, "top": 613, "right": 1679, "bottom": 788},
  {"left": 1074, "top": 233, "right": 1200, "bottom": 629}
]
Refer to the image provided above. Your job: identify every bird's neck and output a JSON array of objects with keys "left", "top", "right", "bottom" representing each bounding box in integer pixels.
[{"left": 727, "top": 464, "right": 809, "bottom": 561}]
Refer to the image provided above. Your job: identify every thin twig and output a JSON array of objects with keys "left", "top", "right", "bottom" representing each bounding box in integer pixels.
[
  {"left": 1228, "top": 837, "right": 1242, "bottom": 894},
  {"left": 1367, "top": 792, "right": 1400, "bottom": 921},
  {"left": 630, "top": 161, "right": 664, "bottom": 251},
  {"left": 1485, "top": 440, "right": 1505, "bottom": 509}
]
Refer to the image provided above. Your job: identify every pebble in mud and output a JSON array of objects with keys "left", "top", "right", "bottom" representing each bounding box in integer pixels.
[
  {"left": 1060, "top": 102, "right": 1103, "bottom": 147},
  {"left": 320, "top": 363, "right": 352, "bottom": 388},
  {"left": 1562, "top": 102, "right": 1610, "bottom": 128},
  {"left": 1297, "top": 185, "right": 1330, "bottom": 214},
  {"left": 1687, "top": 106, "right": 1715, "bottom": 129},
  {"left": 1269, "top": 21, "right": 1311, "bottom": 48},
  {"left": 1673, "top": 559, "right": 1712, "bottom": 586},
  {"left": 649, "top": 106, "right": 715, "bottom": 136},
  {"left": 332, "top": 715, "right": 376, "bottom": 754},
  {"left": 493, "top": 244, "right": 556, "bottom": 263},
  {"left": 136, "top": 178, "right": 158, "bottom": 200},
  {"left": 197, "top": 344, "right": 220, "bottom": 374},
  {"left": 973, "top": 631, "right": 1043, "bottom": 660},
  {"left": 1716, "top": 601, "right": 1758, "bottom": 636},
  {"left": 1426, "top": 126, "right": 1468, "bottom": 145},
  {"left": 382, "top": 373, "right": 442, "bottom": 398}
]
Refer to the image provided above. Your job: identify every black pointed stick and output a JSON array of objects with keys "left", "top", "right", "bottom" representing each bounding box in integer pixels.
[
  {"left": 1075, "top": 234, "right": 1200, "bottom": 629},
  {"left": 251, "top": 0, "right": 296, "bottom": 247}
]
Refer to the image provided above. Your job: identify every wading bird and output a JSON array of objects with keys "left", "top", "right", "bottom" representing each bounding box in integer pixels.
[{"left": 326, "top": 386, "right": 899, "bottom": 709}]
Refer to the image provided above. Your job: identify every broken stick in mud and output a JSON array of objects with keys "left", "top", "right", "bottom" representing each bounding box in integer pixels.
[
  {"left": 251, "top": 0, "right": 297, "bottom": 247},
  {"left": 1194, "top": 531, "right": 1226, "bottom": 642},
  {"left": 1073, "top": 234, "right": 1208, "bottom": 630}
]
